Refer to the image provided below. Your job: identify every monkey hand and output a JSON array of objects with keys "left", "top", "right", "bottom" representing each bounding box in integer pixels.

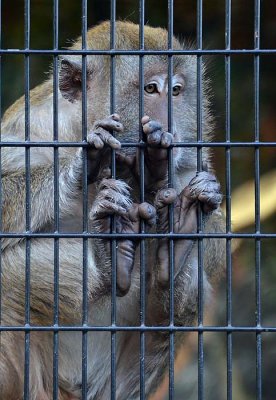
[
  {"left": 155, "top": 171, "right": 222, "bottom": 286},
  {"left": 89, "top": 178, "right": 156, "bottom": 296},
  {"left": 86, "top": 113, "right": 123, "bottom": 182},
  {"left": 141, "top": 115, "right": 173, "bottom": 188},
  {"left": 115, "top": 116, "right": 172, "bottom": 191}
]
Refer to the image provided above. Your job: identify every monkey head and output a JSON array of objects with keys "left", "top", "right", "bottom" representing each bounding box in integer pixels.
[{"left": 59, "top": 21, "right": 213, "bottom": 172}]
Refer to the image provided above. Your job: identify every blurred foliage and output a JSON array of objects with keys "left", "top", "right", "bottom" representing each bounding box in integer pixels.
[{"left": 1, "top": 1, "right": 276, "bottom": 399}]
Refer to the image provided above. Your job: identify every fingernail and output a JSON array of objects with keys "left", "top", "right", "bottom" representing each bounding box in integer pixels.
[{"left": 164, "top": 190, "right": 171, "bottom": 198}]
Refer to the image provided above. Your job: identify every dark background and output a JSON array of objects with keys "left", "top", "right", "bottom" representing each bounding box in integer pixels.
[{"left": 1, "top": 1, "right": 276, "bottom": 399}]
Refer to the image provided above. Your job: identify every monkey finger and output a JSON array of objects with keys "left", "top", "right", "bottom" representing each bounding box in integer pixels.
[
  {"left": 95, "top": 128, "right": 121, "bottom": 149},
  {"left": 89, "top": 199, "right": 128, "bottom": 220},
  {"left": 138, "top": 202, "right": 156, "bottom": 226},
  {"left": 154, "top": 188, "right": 177, "bottom": 209},
  {"left": 91, "top": 201, "right": 127, "bottom": 220},
  {"left": 93, "top": 116, "right": 124, "bottom": 133},
  {"left": 142, "top": 119, "right": 163, "bottom": 135},
  {"left": 160, "top": 132, "right": 173, "bottom": 148},
  {"left": 147, "top": 130, "right": 163, "bottom": 146},
  {"left": 198, "top": 191, "right": 223, "bottom": 213},
  {"left": 141, "top": 115, "right": 150, "bottom": 125},
  {"left": 110, "top": 113, "right": 120, "bottom": 122},
  {"left": 87, "top": 132, "right": 105, "bottom": 149}
]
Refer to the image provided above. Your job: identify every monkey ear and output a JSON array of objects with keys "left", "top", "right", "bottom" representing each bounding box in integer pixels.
[{"left": 59, "top": 58, "right": 88, "bottom": 103}]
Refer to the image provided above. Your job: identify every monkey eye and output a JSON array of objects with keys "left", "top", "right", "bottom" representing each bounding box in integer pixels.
[
  {"left": 144, "top": 83, "right": 158, "bottom": 94},
  {"left": 172, "top": 84, "right": 182, "bottom": 96}
]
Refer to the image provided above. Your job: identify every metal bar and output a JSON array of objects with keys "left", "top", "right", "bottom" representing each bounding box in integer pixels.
[
  {"left": 2, "top": 325, "right": 276, "bottom": 333},
  {"left": 254, "top": 1, "right": 262, "bottom": 399},
  {"left": 138, "top": 1, "right": 146, "bottom": 398},
  {"left": 197, "top": 0, "right": 204, "bottom": 398},
  {"left": 1, "top": 49, "right": 276, "bottom": 55},
  {"left": 110, "top": 4, "right": 117, "bottom": 399},
  {"left": 1, "top": 140, "right": 276, "bottom": 148},
  {"left": 167, "top": 1, "right": 175, "bottom": 399},
  {"left": 81, "top": 1, "right": 88, "bottom": 398},
  {"left": 225, "top": 1, "right": 233, "bottom": 400},
  {"left": 23, "top": 0, "right": 31, "bottom": 398},
  {"left": 52, "top": 0, "right": 60, "bottom": 398},
  {"left": 0, "top": 232, "right": 276, "bottom": 239},
  {"left": 0, "top": 0, "right": 2, "bottom": 328}
]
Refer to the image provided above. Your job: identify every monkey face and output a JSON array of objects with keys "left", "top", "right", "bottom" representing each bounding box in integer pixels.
[{"left": 58, "top": 22, "right": 213, "bottom": 170}]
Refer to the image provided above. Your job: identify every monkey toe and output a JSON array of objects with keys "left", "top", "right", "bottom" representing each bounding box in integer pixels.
[
  {"left": 98, "top": 178, "right": 131, "bottom": 197},
  {"left": 90, "top": 179, "right": 132, "bottom": 220},
  {"left": 186, "top": 171, "right": 222, "bottom": 213}
]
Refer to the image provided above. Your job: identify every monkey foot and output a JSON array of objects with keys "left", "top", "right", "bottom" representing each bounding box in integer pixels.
[
  {"left": 90, "top": 178, "right": 156, "bottom": 296},
  {"left": 155, "top": 172, "right": 222, "bottom": 286}
]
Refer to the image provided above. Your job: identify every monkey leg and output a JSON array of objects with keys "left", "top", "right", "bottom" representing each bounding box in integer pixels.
[
  {"left": 89, "top": 178, "right": 156, "bottom": 296},
  {"left": 155, "top": 171, "right": 222, "bottom": 287}
]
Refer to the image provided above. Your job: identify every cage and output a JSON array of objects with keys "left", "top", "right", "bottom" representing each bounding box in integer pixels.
[{"left": 0, "top": 1, "right": 276, "bottom": 399}]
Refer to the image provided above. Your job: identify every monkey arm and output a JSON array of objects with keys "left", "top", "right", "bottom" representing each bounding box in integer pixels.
[{"left": 1, "top": 155, "right": 84, "bottom": 248}]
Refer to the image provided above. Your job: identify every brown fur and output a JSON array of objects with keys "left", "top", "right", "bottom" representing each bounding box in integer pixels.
[{"left": 0, "top": 21, "right": 225, "bottom": 399}]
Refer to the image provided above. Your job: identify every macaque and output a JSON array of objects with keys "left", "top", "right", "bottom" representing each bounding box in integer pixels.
[{"left": 0, "top": 21, "right": 225, "bottom": 399}]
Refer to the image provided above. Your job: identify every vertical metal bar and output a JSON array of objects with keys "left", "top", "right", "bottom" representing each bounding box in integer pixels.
[
  {"left": 53, "top": 0, "right": 59, "bottom": 398},
  {"left": 0, "top": 0, "right": 2, "bottom": 328},
  {"left": 225, "top": 2, "right": 233, "bottom": 400},
  {"left": 23, "top": 0, "right": 31, "bottom": 398},
  {"left": 254, "top": 1, "right": 262, "bottom": 399},
  {"left": 138, "top": 1, "right": 146, "bottom": 398},
  {"left": 167, "top": 1, "right": 175, "bottom": 399},
  {"left": 110, "top": 3, "right": 117, "bottom": 399},
  {"left": 81, "top": 1, "right": 88, "bottom": 398},
  {"left": 196, "top": 1, "right": 204, "bottom": 399}
]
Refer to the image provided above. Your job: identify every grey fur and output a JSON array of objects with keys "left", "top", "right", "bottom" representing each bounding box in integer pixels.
[{"left": 0, "top": 21, "right": 225, "bottom": 400}]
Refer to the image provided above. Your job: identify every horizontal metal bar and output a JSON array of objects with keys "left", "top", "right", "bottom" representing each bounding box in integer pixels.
[
  {"left": 1, "top": 49, "right": 276, "bottom": 56},
  {"left": 0, "top": 232, "right": 275, "bottom": 239},
  {"left": 0, "top": 141, "right": 275, "bottom": 148},
  {"left": 0, "top": 325, "right": 275, "bottom": 333}
]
